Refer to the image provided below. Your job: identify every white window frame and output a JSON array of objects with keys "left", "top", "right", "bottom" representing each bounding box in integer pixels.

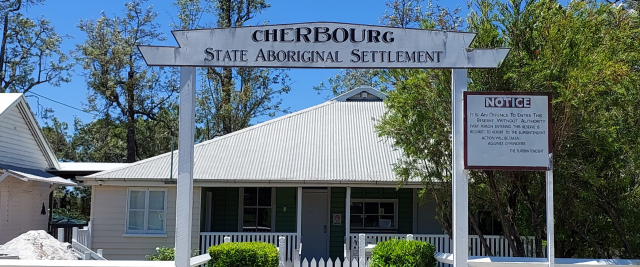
[
  {"left": 239, "top": 187, "right": 276, "bottom": 232},
  {"left": 125, "top": 188, "right": 168, "bottom": 235},
  {"left": 350, "top": 199, "right": 399, "bottom": 230}
]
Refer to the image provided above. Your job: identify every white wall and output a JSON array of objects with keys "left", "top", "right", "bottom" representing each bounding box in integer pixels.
[
  {"left": 90, "top": 185, "right": 201, "bottom": 260},
  {"left": 0, "top": 105, "right": 50, "bottom": 170},
  {"left": 0, "top": 177, "right": 51, "bottom": 244}
]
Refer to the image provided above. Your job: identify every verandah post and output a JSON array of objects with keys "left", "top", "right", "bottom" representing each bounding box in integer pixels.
[
  {"left": 279, "top": 236, "right": 286, "bottom": 266},
  {"left": 358, "top": 234, "right": 365, "bottom": 266},
  {"left": 345, "top": 186, "right": 351, "bottom": 259}
]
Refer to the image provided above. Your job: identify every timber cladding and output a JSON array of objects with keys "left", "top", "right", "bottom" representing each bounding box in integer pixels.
[
  {"left": 329, "top": 187, "right": 413, "bottom": 260},
  {"left": 201, "top": 187, "right": 238, "bottom": 232}
]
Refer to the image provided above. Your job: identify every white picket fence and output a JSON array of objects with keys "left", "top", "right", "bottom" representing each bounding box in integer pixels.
[
  {"left": 280, "top": 234, "right": 543, "bottom": 267},
  {"left": 279, "top": 234, "right": 411, "bottom": 267}
]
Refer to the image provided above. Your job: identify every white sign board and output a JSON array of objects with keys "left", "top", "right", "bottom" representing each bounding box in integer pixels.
[
  {"left": 464, "top": 92, "right": 551, "bottom": 170},
  {"left": 138, "top": 22, "right": 509, "bottom": 69}
]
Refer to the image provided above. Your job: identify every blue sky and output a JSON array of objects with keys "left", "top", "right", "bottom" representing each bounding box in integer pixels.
[{"left": 23, "top": 0, "right": 469, "bottom": 129}]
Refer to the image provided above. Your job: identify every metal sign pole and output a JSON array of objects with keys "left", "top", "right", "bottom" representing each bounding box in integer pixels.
[
  {"left": 175, "top": 66, "right": 196, "bottom": 267},
  {"left": 452, "top": 69, "right": 469, "bottom": 267},
  {"left": 547, "top": 154, "right": 554, "bottom": 267}
]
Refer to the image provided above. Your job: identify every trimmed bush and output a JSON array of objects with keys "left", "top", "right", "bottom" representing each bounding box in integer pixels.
[
  {"left": 146, "top": 246, "right": 175, "bottom": 261},
  {"left": 370, "top": 239, "right": 437, "bottom": 267},
  {"left": 207, "top": 242, "right": 278, "bottom": 267}
]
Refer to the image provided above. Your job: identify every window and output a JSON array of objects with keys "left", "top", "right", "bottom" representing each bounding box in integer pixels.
[
  {"left": 126, "top": 188, "right": 167, "bottom": 234},
  {"left": 477, "top": 211, "right": 503, "bottom": 235},
  {"left": 242, "top": 187, "right": 272, "bottom": 232},
  {"left": 350, "top": 200, "right": 397, "bottom": 229}
]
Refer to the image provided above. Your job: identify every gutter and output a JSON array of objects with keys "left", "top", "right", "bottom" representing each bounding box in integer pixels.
[{"left": 77, "top": 176, "right": 426, "bottom": 188}]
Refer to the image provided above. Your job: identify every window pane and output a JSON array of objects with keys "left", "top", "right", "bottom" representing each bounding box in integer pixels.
[
  {"left": 351, "top": 202, "right": 363, "bottom": 214},
  {"left": 364, "top": 215, "right": 379, "bottom": 228},
  {"left": 129, "top": 191, "right": 145, "bottom": 210},
  {"left": 244, "top": 188, "right": 257, "bottom": 206},
  {"left": 148, "top": 211, "right": 164, "bottom": 231},
  {"left": 243, "top": 208, "right": 257, "bottom": 231},
  {"left": 257, "top": 208, "right": 271, "bottom": 232},
  {"left": 128, "top": 210, "right": 144, "bottom": 231},
  {"left": 258, "top": 188, "right": 271, "bottom": 206},
  {"left": 380, "top": 202, "right": 394, "bottom": 215},
  {"left": 149, "top": 191, "right": 165, "bottom": 210},
  {"left": 364, "top": 202, "right": 378, "bottom": 214},
  {"left": 350, "top": 215, "right": 363, "bottom": 228},
  {"left": 380, "top": 215, "right": 394, "bottom": 228}
]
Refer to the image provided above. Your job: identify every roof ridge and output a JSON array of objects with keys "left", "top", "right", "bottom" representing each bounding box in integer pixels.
[{"left": 87, "top": 100, "right": 339, "bottom": 177}]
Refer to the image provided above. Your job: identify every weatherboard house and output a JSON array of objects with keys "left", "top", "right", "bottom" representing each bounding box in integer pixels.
[
  {"left": 0, "top": 94, "right": 125, "bottom": 245},
  {"left": 79, "top": 87, "right": 447, "bottom": 261}
]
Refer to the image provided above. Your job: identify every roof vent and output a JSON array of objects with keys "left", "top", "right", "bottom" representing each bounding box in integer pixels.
[{"left": 361, "top": 92, "right": 368, "bottom": 98}]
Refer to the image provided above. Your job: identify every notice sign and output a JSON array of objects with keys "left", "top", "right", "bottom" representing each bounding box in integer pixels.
[{"left": 464, "top": 92, "right": 551, "bottom": 170}]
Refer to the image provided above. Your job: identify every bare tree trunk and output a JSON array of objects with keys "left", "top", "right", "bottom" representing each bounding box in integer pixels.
[
  {"left": 469, "top": 212, "right": 494, "bottom": 256},
  {"left": 126, "top": 68, "right": 136, "bottom": 163},
  {"left": 597, "top": 196, "right": 635, "bottom": 258},
  {"left": 219, "top": 0, "right": 233, "bottom": 135},
  {"left": 0, "top": 0, "right": 22, "bottom": 91},
  {"left": 487, "top": 171, "right": 523, "bottom": 256}
]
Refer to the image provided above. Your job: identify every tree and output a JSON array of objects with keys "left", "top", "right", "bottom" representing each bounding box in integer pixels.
[
  {"left": 0, "top": 0, "right": 72, "bottom": 93},
  {"left": 313, "top": 0, "right": 464, "bottom": 97},
  {"left": 376, "top": 0, "right": 640, "bottom": 259},
  {"left": 174, "top": 0, "right": 291, "bottom": 141},
  {"left": 53, "top": 186, "right": 91, "bottom": 221},
  {"left": 41, "top": 117, "right": 75, "bottom": 162},
  {"left": 75, "top": 0, "right": 178, "bottom": 163}
]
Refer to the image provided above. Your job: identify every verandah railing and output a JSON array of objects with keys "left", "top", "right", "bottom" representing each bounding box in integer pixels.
[
  {"left": 199, "top": 232, "right": 299, "bottom": 261},
  {"left": 348, "top": 233, "right": 543, "bottom": 258}
]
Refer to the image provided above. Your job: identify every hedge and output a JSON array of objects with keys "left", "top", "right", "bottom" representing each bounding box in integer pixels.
[
  {"left": 369, "top": 239, "right": 437, "bottom": 267},
  {"left": 207, "top": 242, "right": 278, "bottom": 267}
]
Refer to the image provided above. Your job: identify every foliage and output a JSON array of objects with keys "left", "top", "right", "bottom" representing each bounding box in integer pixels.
[
  {"left": 174, "top": 0, "right": 291, "bottom": 141},
  {"left": 313, "top": 69, "right": 387, "bottom": 98},
  {"left": 0, "top": 0, "right": 72, "bottom": 93},
  {"left": 376, "top": 0, "right": 640, "bottom": 259},
  {"left": 52, "top": 186, "right": 91, "bottom": 221},
  {"left": 146, "top": 246, "right": 176, "bottom": 261},
  {"left": 314, "top": 0, "right": 463, "bottom": 96},
  {"left": 370, "top": 239, "right": 437, "bottom": 267},
  {"left": 207, "top": 242, "right": 278, "bottom": 267},
  {"left": 75, "top": 0, "right": 178, "bottom": 162}
]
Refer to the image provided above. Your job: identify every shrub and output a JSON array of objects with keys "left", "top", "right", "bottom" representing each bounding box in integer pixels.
[
  {"left": 207, "top": 242, "right": 278, "bottom": 267},
  {"left": 369, "top": 239, "right": 437, "bottom": 267},
  {"left": 146, "top": 246, "right": 175, "bottom": 261}
]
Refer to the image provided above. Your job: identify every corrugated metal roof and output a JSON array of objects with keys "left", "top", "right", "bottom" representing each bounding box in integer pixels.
[
  {"left": 57, "top": 162, "right": 130, "bottom": 172},
  {"left": 86, "top": 90, "right": 404, "bottom": 183},
  {"left": 0, "top": 164, "right": 76, "bottom": 186}
]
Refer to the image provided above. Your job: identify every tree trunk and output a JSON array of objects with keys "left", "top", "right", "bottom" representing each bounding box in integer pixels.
[
  {"left": 0, "top": 1, "right": 22, "bottom": 91},
  {"left": 487, "top": 171, "right": 523, "bottom": 256},
  {"left": 469, "top": 212, "right": 494, "bottom": 256},
  {"left": 220, "top": 0, "right": 233, "bottom": 135},
  {"left": 0, "top": 14, "right": 9, "bottom": 91},
  {"left": 126, "top": 67, "right": 136, "bottom": 163}
]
